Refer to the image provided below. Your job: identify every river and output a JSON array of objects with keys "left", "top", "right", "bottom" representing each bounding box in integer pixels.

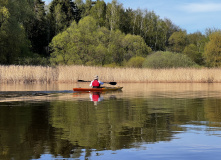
[{"left": 1, "top": 83, "right": 221, "bottom": 160}]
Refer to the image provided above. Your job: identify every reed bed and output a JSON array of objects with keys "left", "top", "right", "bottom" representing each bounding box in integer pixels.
[
  {"left": 1, "top": 65, "right": 221, "bottom": 83},
  {"left": 0, "top": 65, "right": 57, "bottom": 83}
]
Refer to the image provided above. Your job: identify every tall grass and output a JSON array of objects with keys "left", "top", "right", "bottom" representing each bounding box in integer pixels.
[
  {"left": 1, "top": 65, "right": 221, "bottom": 83},
  {"left": 0, "top": 65, "right": 57, "bottom": 83}
]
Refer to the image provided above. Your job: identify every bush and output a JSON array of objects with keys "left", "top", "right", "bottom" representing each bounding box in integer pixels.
[
  {"left": 143, "top": 51, "right": 198, "bottom": 69},
  {"left": 126, "top": 56, "right": 145, "bottom": 68},
  {"left": 16, "top": 54, "right": 50, "bottom": 66},
  {"left": 103, "top": 63, "right": 119, "bottom": 68}
]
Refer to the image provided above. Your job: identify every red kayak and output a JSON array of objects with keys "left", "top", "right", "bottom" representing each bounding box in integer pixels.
[{"left": 73, "top": 87, "right": 123, "bottom": 92}]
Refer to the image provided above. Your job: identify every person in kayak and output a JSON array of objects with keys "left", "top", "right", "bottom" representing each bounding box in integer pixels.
[{"left": 89, "top": 75, "right": 104, "bottom": 88}]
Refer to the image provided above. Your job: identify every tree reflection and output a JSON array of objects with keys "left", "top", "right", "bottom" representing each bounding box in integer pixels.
[{"left": 1, "top": 96, "right": 221, "bottom": 159}]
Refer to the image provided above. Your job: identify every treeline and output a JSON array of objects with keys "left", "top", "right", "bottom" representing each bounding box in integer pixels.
[{"left": 1, "top": 0, "right": 221, "bottom": 67}]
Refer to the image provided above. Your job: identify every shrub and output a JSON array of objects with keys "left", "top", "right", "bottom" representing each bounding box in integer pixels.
[
  {"left": 103, "top": 63, "right": 119, "bottom": 68},
  {"left": 126, "top": 56, "right": 145, "bottom": 68},
  {"left": 16, "top": 54, "right": 50, "bottom": 66},
  {"left": 143, "top": 51, "right": 198, "bottom": 69}
]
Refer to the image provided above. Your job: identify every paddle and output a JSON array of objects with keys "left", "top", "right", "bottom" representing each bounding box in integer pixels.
[{"left": 78, "top": 80, "right": 117, "bottom": 85}]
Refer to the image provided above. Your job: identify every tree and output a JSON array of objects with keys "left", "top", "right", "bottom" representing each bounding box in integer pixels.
[
  {"left": 50, "top": 21, "right": 81, "bottom": 65},
  {"left": 78, "top": 16, "right": 97, "bottom": 64},
  {"left": 0, "top": 0, "right": 31, "bottom": 64},
  {"left": 94, "top": 44, "right": 108, "bottom": 65},
  {"left": 119, "top": 8, "right": 133, "bottom": 34},
  {"left": 0, "top": 2, "right": 9, "bottom": 28},
  {"left": 187, "top": 32, "right": 206, "bottom": 53},
  {"left": 131, "top": 10, "right": 174, "bottom": 51},
  {"left": 48, "top": 0, "right": 80, "bottom": 39},
  {"left": 203, "top": 31, "right": 221, "bottom": 67},
  {"left": 49, "top": 16, "right": 98, "bottom": 65},
  {"left": 26, "top": 0, "right": 49, "bottom": 56},
  {"left": 108, "top": 30, "right": 125, "bottom": 65},
  {"left": 168, "top": 31, "right": 187, "bottom": 53},
  {"left": 84, "top": 0, "right": 93, "bottom": 16},
  {"left": 183, "top": 44, "right": 202, "bottom": 65},
  {"left": 122, "top": 34, "right": 152, "bottom": 61},
  {"left": 90, "top": 0, "right": 106, "bottom": 27},
  {"left": 106, "top": 0, "right": 122, "bottom": 31},
  {"left": 163, "top": 18, "right": 180, "bottom": 46}
]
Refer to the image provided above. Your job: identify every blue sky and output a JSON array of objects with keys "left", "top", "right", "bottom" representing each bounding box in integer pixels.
[{"left": 44, "top": 0, "right": 221, "bottom": 34}]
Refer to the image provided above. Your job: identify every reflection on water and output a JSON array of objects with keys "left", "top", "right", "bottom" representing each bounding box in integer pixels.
[{"left": 1, "top": 83, "right": 221, "bottom": 160}]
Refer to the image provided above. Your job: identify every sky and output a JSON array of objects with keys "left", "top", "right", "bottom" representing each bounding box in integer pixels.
[{"left": 44, "top": 0, "right": 221, "bottom": 34}]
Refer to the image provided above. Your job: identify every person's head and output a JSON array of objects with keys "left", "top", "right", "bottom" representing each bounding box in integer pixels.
[{"left": 94, "top": 75, "right": 98, "bottom": 80}]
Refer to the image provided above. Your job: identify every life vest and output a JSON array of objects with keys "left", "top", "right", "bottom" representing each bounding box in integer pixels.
[{"left": 92, "top": 80, "right": 100, "bottom": 87}]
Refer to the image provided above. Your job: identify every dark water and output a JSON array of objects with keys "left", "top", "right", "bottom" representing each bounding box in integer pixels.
[{"left": 1, "top": 83, "right": 221, "bottom": 160}]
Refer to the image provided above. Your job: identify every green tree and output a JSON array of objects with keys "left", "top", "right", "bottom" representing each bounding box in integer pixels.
[
  {"left": 96, "top": 27, "right": 112, "bottom": 65},
  {"left": 163, "top": 18, "right": 181, "bottom": 47},
  {"left": 183, "top": 44, "right": 203, "bottom": 65},
  {"left": 108, "top": 30, "right": 125, "bottom": 65},
  {"left": 203, "top": 31, "right": 221, "bottom": 67},
  {"left": 122, "top": 34, "right": 152, "bottom": 61},
  {"left": 50, "top": 21, "right": 81, "bottom": 65},
  {"left": 26, "top": 0, "right": 49, "bottom": 56},
  {"left": 50, "top": 31, "right": 73, "bottom": 65},
  {"left": 90, "top": 0, "right": 106, "bottom": 27},
  {"left": 130, "top": 10, "right": 177, "bottom": 51},
  {"left": 168, "top": 31, "right": 187, "bottom": 53},
  {"left": 0, "top": 2, "right": 9, "bottom": 28},
  {"left": 187, "top": 32, "right": 207, "bottom": 53},
  {"left": 106, "top": 0, "right": 122, "bottom": 31},
  {"left": 83, "top": 0, "right": 93, "bottom": 17},
  {"left": 78, "top": 16, "right": 97, "bottom": 64},
  {"left": 0, "top": 0, "right": 31, "bottom": 64},
  {"left": 119, "top": 8, "right": 133, "bottom": 34},
  {"left": 48, "top": 0, "right": 80, "bottom": 39},
  {"left": 50, "top": 16, "right": 98, "bottom": 65},
  {"left": 93, "top": 44, "right": 108, "bottom": 65}
]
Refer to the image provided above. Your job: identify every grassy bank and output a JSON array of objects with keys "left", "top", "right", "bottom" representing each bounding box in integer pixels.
[{"left": 0, "top": 65, "right": 221, "bottom": 83}]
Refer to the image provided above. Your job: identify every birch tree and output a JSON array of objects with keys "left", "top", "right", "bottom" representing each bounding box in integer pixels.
[{"left": 106, "top": 0, "right": 122, "bottom": 31}]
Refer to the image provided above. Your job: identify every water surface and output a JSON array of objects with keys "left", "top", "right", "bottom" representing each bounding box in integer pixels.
[{"left": 1, "top": 83, "right": 221, "bottom": 160}]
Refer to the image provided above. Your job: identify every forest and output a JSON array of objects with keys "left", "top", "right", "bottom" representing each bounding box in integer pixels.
[{"left": 1, "top": 0, "right": 221, "bottom": 68}]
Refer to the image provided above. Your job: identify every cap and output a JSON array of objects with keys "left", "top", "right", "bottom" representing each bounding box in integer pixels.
[{"left": 94, "top": 75, "right": 98, "bottom": 80}]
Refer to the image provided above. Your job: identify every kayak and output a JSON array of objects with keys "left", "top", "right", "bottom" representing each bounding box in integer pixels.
[{"left": 73, "top": 87, "right": 123, "bottom": 92}]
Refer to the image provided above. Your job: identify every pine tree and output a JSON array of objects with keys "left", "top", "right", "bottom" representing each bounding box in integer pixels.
[{"left": 48, "top": 0, "right": 80, "bottom": 40}]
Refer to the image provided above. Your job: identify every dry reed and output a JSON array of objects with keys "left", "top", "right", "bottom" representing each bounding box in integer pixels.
[{"left": 1, "top": 65, "right": 221, "bottom": 83}]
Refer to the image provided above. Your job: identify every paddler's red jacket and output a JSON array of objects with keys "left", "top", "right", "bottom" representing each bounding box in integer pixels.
[{"left": 89, "top": 80, "right": 104, "bottom": 88}]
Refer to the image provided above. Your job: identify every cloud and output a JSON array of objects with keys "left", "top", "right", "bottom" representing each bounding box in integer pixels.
[{"left": 181, "top": 2, "right": 221, "bottom": 13}]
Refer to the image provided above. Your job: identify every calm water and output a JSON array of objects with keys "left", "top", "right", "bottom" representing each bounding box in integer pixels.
[{"left": 1, "top": 83, "right": 221, "bottom": 160}]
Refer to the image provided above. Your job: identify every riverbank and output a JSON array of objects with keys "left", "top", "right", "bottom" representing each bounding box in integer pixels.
[{"left": 0, "top": 65, "right": 220, "bottom": 83}]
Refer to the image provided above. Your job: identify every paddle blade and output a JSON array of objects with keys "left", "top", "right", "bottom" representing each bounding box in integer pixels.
[
  {"left": 77, "top": 80, "right": 90, "bottom": 82},
  {"left": 108, "top": 82, "right": 117, "bottom": 85}
]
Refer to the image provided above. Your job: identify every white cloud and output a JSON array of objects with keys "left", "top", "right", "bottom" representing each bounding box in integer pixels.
[{"left": 181, "top": 2, "right": 221, "bottom": 13}]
